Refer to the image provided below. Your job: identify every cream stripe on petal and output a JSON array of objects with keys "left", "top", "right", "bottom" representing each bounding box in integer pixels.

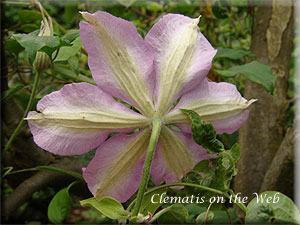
[
  {"left": 81, "top": 12, "right": 155, "bottom": 116},
  {"left": 146, "top": 14, "right": 216, "bottom": 116},
  {"left": 84, "top": 128, "right": 151, "bottom": 202},
  {"left": 156, "top": 18, "right": 199, "bottom": 115},
  {"left": 26, "top": 111, "right": 149, "bottom": 130},
  {"left": 159, "top": 126, "right": 195, "bottom": 181},
  {"left": 95, "top": 130, "right": 149, "bottom": 197},
  {"left": 151, "top": 126, "right": 214, "bottom": 185},
  {"left": 164, "top": 80, "right": 256, "bottom": 127},
  {"left": 165, "top": 99, "right": 256, "bottom": 125},
  {"left": 26, "top": 82, "right": 149, "bottom": 155}
]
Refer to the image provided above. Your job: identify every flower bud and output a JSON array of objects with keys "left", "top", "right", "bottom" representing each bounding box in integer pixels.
[{"left": 33, "top": 17, "right": 53, "bottom": 72}]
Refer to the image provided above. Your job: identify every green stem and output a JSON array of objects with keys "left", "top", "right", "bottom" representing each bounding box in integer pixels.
[
  {"left": 229, "top": 189, "right": 247, "bottom": 213},
  {"left": 4, "top": 168, "right": 38, "bottom": 176},
  {"left": 132, "top": 118, "right": 161, "bottom": 216},
  {"left": 3, "top": 71, "right": 41, "bottom": 156},
  {"left": 149, "top": 206, "right": 172, "bottom": 223},
  {"left": 3, "top": 165, "right": 83, "bottom": 180}
]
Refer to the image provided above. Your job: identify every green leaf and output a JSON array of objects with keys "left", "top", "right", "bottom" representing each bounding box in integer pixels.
[
  {"left": 184, "top": 144, "right": 240, "bottom": 197},
  {"left": 18, "top": 10, "right": 42, "bottom": 23},
  {"left": 40, "top": 39, "right": 72, "bottom": 60},
  {"left": 80, "top": 197, "right": 129, "bottom": 220},
  {"left": 245, "top": 191, "right": 300, "bottom": 224},
  {"left": 157, "top": 204, "right": 189, "bottom": 224},
  {"left": 213, "top": 146, "right": 239, "bottom": 191},
  {"left": 180, "top": 109, "right": 224, "bottom": 154},
  {"left": 61, "top": 30, "right": 80, "bottom": 43},
  {"left": 140, "top": 188, "right": 167, "bottom": 215},
  {"left": 54, "top": 37, "right": 82, "bottom": 62},
  {"left": 228, "top": 143, "right": 240, "bottom": 163},
  {"left": 196, "top": 211, "right": 214, "bottom": 224},
  {"left": 5, "top": 39, "right": 24, "bottom": 56},
  {"left": 13, "top": 32, "right": 72, "bottom": 65},
  {"left": 180, "top": 109, "right": 239, "bottom": 198},
  {"left": 215, "top": 47, "right": 255, "bottom": 60},
  {"left": 48, "top": 180, "right": 80, "bottom": 224},
  {"left": 48, "top": 188, "right": 71, "bottom": 224},
  {"left": 215, "top": 61, "right": 276, "bottom": 93}
]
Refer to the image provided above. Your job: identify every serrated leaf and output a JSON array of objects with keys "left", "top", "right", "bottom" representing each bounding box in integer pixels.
[
  {"left": 196, "top": 211, "right": 214, "bottom": 224},
  {"left": 180, "top": 109, "right": 224, "bottom": 154},
  {"left": 80, "top": 197, "right": 129, "bottom": 220},
  {"left": 213, "top": 147, "right": 238, "bottom": 191},
  {"left": 215, "top": 61, "right": 276, "bottom": 93},
  {"left": 215, "top": 47, "right": 255, "bottom": 60},
  {"left": 245, "top": 191, "right": 300, "bottom": 224},
  {"left": 157, "top": 204, "right": 189, "bottom": 224},
  {"left": 184, "top": 145, "right": 240, "bottom": 196},
  {"left": 228, "top": 143, "right": 240, "bottom": 163},
  {"left": 47, "top": 181, "right": 79, "bottom": 224}
]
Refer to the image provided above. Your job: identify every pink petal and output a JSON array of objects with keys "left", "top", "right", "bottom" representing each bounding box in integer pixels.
[
  {"left": 84, "top": 129, "right": 151, "bottom": 202},
  {"left": 80, "top": 11, "right": 155, "bottom": 116},
  {"left": 145, "top": 14, "right": 217, "bottom": 115},
  {"left": 150, "top": 126, "right": 214, "bottom": 186},
  {"left": 26, "top": 82, "right": 148, "bottom": 156},
  {"left": 165, "top": 79, "right": 256, "bottom": 134}
]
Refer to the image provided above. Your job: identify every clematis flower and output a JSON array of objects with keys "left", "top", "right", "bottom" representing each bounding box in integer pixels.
[{"left": 26, "top": 11, "right": 255, "bottom": 203}]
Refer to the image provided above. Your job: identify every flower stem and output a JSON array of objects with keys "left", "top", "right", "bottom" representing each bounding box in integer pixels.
[
  {"left": 3, "top": 71, "right": 41, "bottom": 156},
  {"left": 229, "top": 189, "right": 247, "bottom": 213},
  {"left": 149, "top": 206, "right": 171, "bottom": 223},
  {"left": 132, "top": 118, "right": 161, "bottom": 216}
]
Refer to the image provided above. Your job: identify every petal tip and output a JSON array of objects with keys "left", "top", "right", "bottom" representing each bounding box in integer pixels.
[
  {"left": 193, "top": 15, "right": 201, "bottom": 25},
  {"left": 80, "top": 11, "right": 96, "bottom": 24},
  {"left": 248, "top": 99, "right": 258, "bottom": 106}
]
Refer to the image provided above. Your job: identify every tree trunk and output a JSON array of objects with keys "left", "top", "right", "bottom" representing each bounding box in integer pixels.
[{"left": 234, "top": 0, "right": 294, "bottom": 218}]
